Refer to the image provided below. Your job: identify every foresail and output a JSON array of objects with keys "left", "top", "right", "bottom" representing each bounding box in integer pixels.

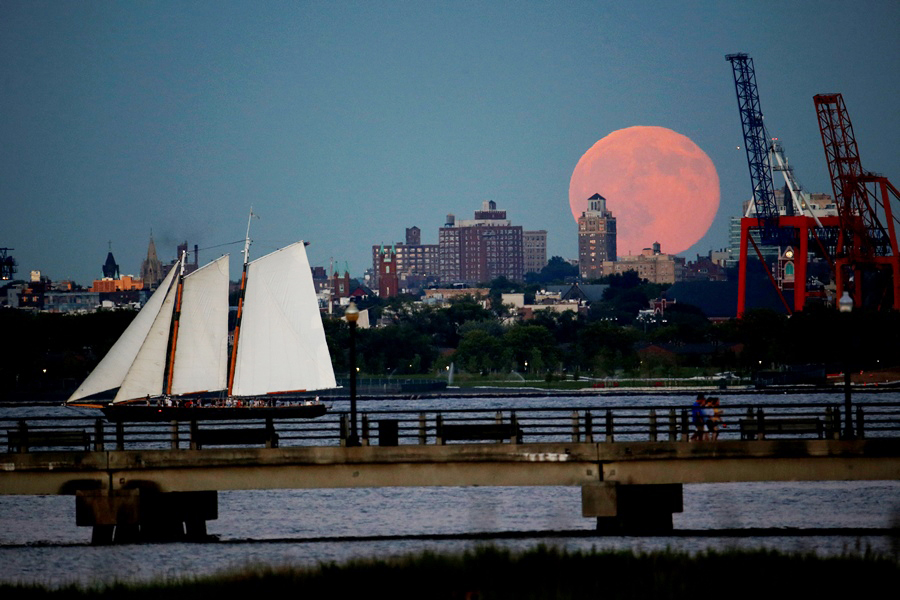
[
  {"left": 231, "top": 242, "right": 336, "bottom": 396},
  {"left": 113, "top": 263, "right": 181, "bottom": 403},
  {"left": 66, "top": 262, "right": 181, "bottom": 404},
  {"left": 171, "top": 254, "right": 229, "bottom": 396}
]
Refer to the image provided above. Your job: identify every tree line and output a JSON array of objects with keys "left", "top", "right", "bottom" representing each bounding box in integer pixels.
[{"left": 3, "top": 261, "right": 899, "bottom": 399}]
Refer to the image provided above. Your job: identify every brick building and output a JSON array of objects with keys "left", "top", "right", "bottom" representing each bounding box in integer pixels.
[
  {"left": 371, "top": 226, "right": 439, "bottom": 291},
  {"left": 603, "top": 242, "right": 685, "bottom": 284},
  {"left": 438, "top": 201, "right": 524, "bottom": 284}
]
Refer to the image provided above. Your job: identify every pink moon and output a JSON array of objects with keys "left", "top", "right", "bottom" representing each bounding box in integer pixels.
[{"left": 569, "top": 126, "right": 720, "bottom": 256}]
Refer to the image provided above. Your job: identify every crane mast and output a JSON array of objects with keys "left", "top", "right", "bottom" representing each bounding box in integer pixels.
[
  {"left": 728, "top": 53, "right": 808, "bottom": 316},
  {"left": 726, "top": 53, "right": 786, "bottom": 245}
]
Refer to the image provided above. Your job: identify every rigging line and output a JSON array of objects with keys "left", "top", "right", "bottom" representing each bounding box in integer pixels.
[
  {"left": 195, "top": 240, "right": 246, "bottom": 253},
  {"left": 250, "top": 239, "right": 299, "bottom": 249}
]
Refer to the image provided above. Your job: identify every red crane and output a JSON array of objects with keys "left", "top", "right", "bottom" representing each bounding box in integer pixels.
[{"left": 814, "top": 93, "right": 900, "bottom": 311}]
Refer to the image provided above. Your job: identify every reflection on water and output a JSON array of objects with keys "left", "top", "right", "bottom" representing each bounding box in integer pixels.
[{"left": 2, "top": 480, "right": 898, "bottom": 587}]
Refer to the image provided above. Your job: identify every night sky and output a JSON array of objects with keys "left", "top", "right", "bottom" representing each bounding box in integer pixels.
[{"left": 2, "top": 1, "right": 898, "bottom": 285}]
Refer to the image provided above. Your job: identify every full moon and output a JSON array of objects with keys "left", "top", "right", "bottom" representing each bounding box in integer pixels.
[{"left": 569, "top": 126, "right": 720, "bottom": 257}]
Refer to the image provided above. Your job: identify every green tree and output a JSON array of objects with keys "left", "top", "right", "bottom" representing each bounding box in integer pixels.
[
  {"left": 524, "top": 256, "right": 578, "bottom": 284},
  {"left": 503, "top": 324, "right": 559, "bottom": 373},
  {"left": 455, "top": 329, "right": 510, "bottom": 374}
]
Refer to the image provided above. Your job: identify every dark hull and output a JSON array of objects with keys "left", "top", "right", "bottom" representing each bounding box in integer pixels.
[{"left": 101, "top": 403, "right": 327, "bottom": 422}]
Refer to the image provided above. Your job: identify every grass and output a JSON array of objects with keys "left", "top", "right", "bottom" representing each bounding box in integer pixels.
[{"left": 3, "top": 545, "right": 898, "bottom": 599}]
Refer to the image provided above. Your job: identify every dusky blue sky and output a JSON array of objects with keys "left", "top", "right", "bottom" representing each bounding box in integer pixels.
[{"left": 2, "top": 1, "right": 898, "bottom": 285}]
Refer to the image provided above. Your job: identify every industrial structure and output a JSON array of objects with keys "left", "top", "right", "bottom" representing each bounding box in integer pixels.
[
  {"left": 0, "top": 248, "right": 16, "bottom": 281},
  {"left": 726, "top": 53, "right": 898, "bottom": 316},
  {"left": 814, "top": 93, "right": 900, "bottom": 311}
]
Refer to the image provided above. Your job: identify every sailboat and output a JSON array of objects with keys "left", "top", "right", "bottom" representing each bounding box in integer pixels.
[{"left": 67, "top": 223, "right": 336, "bottom": 421}]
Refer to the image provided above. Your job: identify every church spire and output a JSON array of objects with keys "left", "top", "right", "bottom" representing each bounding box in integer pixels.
[
  {"left": 140, "top": 233, "right": 163, "bottom": 288},
  {"left": 102, "top": 243, "right": 119, "bottom": 279}
]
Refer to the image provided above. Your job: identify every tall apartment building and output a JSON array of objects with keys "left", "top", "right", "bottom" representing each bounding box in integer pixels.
[
  {"left": 523, "top": 230, "right": 548, "bottom": 275},
  {"left": 438, "top": 201, "right": 524, "bottom": 284},
  {"left": 578, "top": 193, "right": 617, "bottom": 279}
]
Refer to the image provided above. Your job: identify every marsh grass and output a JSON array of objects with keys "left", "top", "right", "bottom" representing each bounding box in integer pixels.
[{"left": 3, "top": 545, "right": 897, "bottom": 599}]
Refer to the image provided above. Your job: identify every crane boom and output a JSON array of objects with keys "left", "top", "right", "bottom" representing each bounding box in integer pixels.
[{"left": 726, "top": 53, "right": 783, "bottom": 244}]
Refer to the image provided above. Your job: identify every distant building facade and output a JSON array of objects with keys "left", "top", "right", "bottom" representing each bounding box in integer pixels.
[
  {"left": 371, "top": 225, "right": 440, "bottom": 292},
  {"left": 423, "top": 287, "right": 490, "bottom": 305},
  {"left": 91, "top": 247, "right": 145, "bottom": 293},
  {"left": 577, "top": 193, "right": 616, "bottom": 280},
  {"left": 603, "top": 242, "right": 685, "bottom": 284},
  {"left": 727, "top": 188, "right": 836, "bottom": 266},
  {"left": 311, "top": 266, "right": 330, "bottom": 294},
  {"left": 523, "top": 230, "right": 548, "bottom": 275},
  {"left": 89, "top": 274, "right": 144, "bottom": 293},
  {"left": 332, "top": 267, "right": 351, "bottom": 300},
  {"left": 376, "top": 245, "right": 400, "bottom": 298},
  {"left": 684, "top": 253, "right": 728, "bottom": 282},
  {"left": 438, "top": 201, "right": 524, "bottom": 284}
]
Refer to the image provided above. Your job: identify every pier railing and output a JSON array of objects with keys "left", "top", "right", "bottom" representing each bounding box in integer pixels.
[{"left": 4, "top": 402, "right": 900, "bottom": 453}]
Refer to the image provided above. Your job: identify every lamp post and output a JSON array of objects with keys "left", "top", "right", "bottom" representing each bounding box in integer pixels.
[
  {"left": 838, "top": 291, "right": 853, "bottom": 439},
  {"left": 345, "top": 301, "right": 360, "bottom": 447}
]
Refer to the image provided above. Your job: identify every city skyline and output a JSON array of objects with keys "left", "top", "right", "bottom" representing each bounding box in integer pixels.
[{"left": 2, "top": 2, "right": 898, "bottom": 285}]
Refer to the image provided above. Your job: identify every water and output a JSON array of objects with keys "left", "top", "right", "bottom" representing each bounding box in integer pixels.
[{"left": 2, "top": 391, "right": 899, "bottom": 588}]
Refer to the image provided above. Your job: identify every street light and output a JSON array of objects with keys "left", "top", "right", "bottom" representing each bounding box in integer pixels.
[
  {"left": 345, "top": 301, "right": 360, "bottom": 447},
  {"left": 839, "top": 291, "right": 854, "bottom": 438}
]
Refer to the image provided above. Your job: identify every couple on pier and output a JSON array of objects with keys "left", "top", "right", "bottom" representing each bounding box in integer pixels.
[{"left": 691, "top": 394, "right": 724, "bottom": 441}]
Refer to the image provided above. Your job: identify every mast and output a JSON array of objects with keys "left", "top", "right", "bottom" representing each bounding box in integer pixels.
[
  {"left": 227, "top": 209, "right": 257, "bottom": 395},
  {"left": 164, "top": 251, "right": 187, "bottom": 395}
]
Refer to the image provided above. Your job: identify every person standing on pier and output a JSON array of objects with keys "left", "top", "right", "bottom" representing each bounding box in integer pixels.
[{"left": 691, "top": 394, "right": 706, "bottom": 441}]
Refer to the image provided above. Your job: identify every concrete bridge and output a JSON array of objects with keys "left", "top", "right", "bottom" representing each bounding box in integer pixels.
[
  {"left": 3, "top": 400, "right": 900, "bottom": 543},
  {"left": 3, "top": 433, "right": 899, "bottom": 543}
]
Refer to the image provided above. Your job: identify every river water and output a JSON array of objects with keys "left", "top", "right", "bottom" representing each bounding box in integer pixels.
[{"left": 1, "top": 390, "right": 899, "bottom": 588}]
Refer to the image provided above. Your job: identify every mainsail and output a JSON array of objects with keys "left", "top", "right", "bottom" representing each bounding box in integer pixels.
[
  {"left": 66, "top": 260, "right": 182, "bottom": 404},
  {"left": 169, "top": 254, "right": 229, "bottom": 396},
  {"left": 231, "top": 242, "right": 336, "bottom": 396}
]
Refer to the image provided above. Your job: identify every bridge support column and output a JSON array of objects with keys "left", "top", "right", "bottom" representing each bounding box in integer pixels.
[
  {"left": 76, "top": 490, "right": 218, "bottom": 544},
  {"left": 581, "top": 482, "right": 683, "bottom": 534}
]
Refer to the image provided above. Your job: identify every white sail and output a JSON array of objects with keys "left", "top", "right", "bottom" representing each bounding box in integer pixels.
[
  {"left": 66, "top": 263, "right": 181, "bottom": 404},
  {"left": 231, "top": 242, "right": 336, "bottom": 396},
  {"left": 170, "top": 254, "right": 229, "bottom": 396},
  {"left": 113, "top": 261, "right": 182, "bottom": 403}
]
